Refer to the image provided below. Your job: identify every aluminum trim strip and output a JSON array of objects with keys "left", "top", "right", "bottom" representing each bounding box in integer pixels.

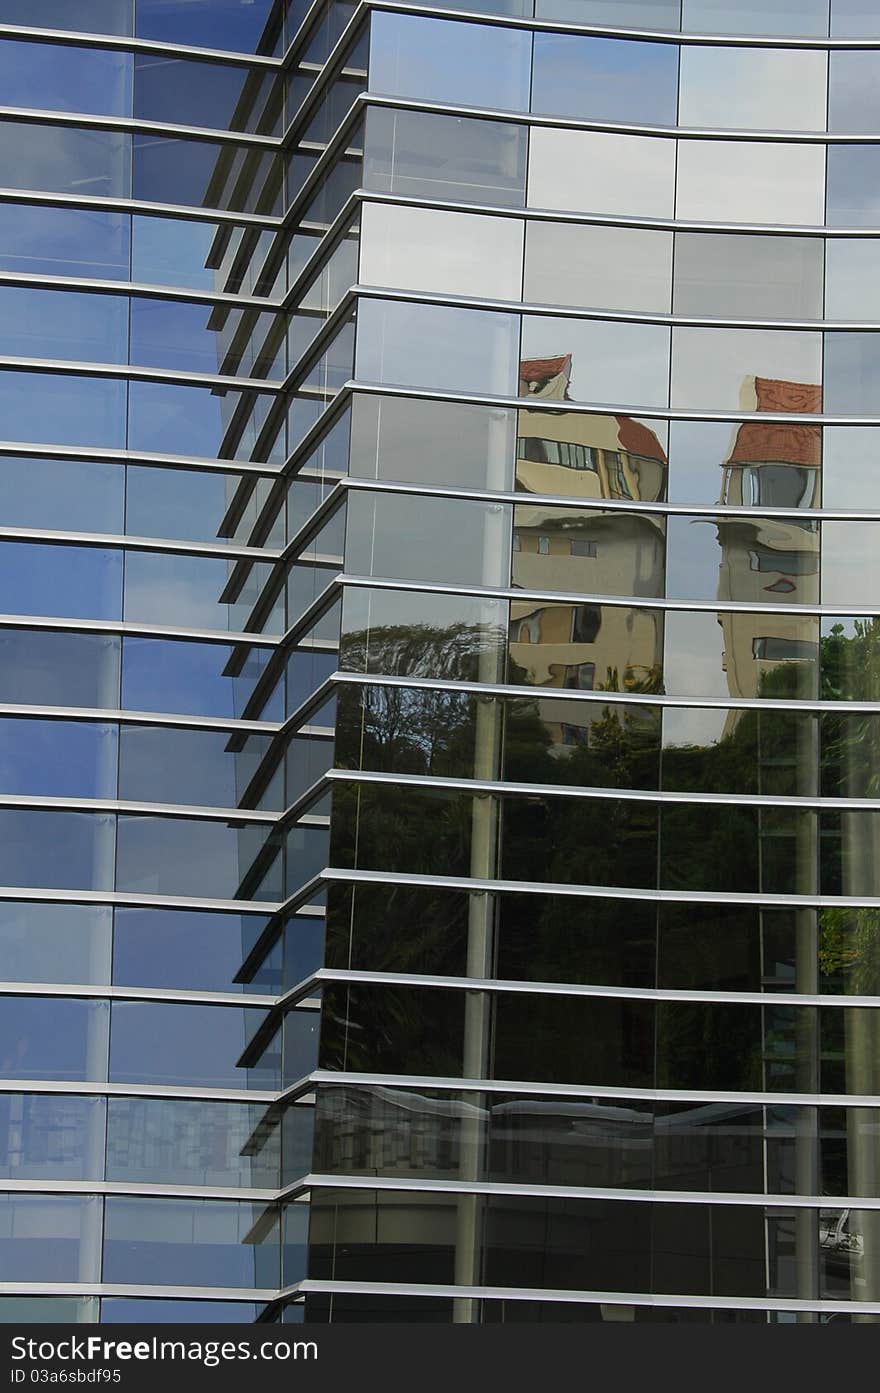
[
  {"left": 0, "top": 269, "right": 284, "bottom": 312},
  {"left": 325, "top": 766, "right": 880, "bottom": 814},
  {"left": 352, "top": 277, "right": 880, "bottom": 333},
  {"left": 0, "top": 23, "right": 284, "bottom": 67},
  {"left": 339, "top": 570, "right": 880, "bottom": 621},
  {"left": 299, "top": 1067, "right": 880, "bottom": 1110},
  {"left": 0, "top": 187, "right": 283, "bottom": 228},
  {"left": 319, "top": 864, "right": 880, "bottom": 911},
  {"left": 0, "top": 526, "right": 281, "bottom": 563},
  {"left": 331, "top": 668, "right": 880, "bottom": 717},
  {"left": 0, "top": 706, "right": 282, "bottom": 734},
  {"left": 340, "top": 474, "right": 880, "bottom": 524},
  {"left": 349, "top": 378, "right": 880, "bottom": 427},
  {"left": 0, "top": 615, "right": 279, "bottom": 645},
  {"left": 0, "top": 105, "right": 280, "bottom": 148},
  {"left": 0, "top": 354, "right": 284, "bottom": 393},
  {"left": 286, "top": 1276, "right": 880, "bottom": 1315},
  {"left": 298, "top": 965, "right": 880, "bottom": 1011},
  {"left": 0, "top": 888, "right": 280, "bottom": 914},
  {"left": 293, "top": 1172, "right": 880, "bottom": 1212}
]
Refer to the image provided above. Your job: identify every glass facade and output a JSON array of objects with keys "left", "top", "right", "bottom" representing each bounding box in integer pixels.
[{"left": 2, "top": 0, "right": 880, "bottom": 1327}]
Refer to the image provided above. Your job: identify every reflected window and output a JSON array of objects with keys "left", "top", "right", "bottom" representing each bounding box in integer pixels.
[{"left": 369, "top": 12, "right": 532, "bottom": 111}]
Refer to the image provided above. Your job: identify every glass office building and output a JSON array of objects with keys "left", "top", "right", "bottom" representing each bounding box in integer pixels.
[{"left": 2, "top": 0, "right": 880, "bottom": 1326}]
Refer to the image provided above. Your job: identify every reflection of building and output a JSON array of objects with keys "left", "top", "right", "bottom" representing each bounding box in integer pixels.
[
  {"left": 718, "top": 378, "right": 822, "bottom": 702},
  {"left": 511, "top": 355, "right": 666, "bottom": 751}
]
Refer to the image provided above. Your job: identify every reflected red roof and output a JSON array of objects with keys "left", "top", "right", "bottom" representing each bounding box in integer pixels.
[
  {"left": 615, "top": 414, "right": 667, "bottom": 465},
  {"left": 728, "top": 376, "right": 822, "bottom": 468},
  {"left": 519, "top": 354, "right": 571, "bottom": 389}
]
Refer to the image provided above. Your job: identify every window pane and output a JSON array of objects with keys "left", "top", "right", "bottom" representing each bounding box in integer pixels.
[
  {"left": 0, "top": 631, "right": 120, "bottom": 708},
  {"left": 826, "top": 240, "right": 880, "bottom": 319},
  {"left": 118, "top": 725, "right": 274, "bottom": 809},
  {"left": 100, "top": 1298, "right": 260, "bottom": 1322},
  {"left": 0, "top": 372, "right": 126, "bottom": 449},
  {"left": 824, "top": 333, "right": 880, "bottom": 413},
  {"left": 123, "top": 551, "right": 280, "bottom": 633},
  {"left": 106, "top": 1097, "right": 280, "bottom": 1187},
  {"left": 109, "top": 1002, "right": 278, "bottom": 1089},
  {"left": 668, "top": 417, "right": 821, "bottom": 508},
  {"left": 359, "top": 202, "right": 524, "bottom": 301},
  {"left": 832, "top": 0, "right": 880, "bottom": 34},
  {"left": 0, "top": 286, "right": 128, "bottom": 364},
  {"left": 0, "top": 40, "right": 132, "bottom": 116},
  {"left": 132, "top": 135, "right": 281, "bottom": 216},
  {"left": 345, "top": 491, "right": 511, "bottom": 589},
  {"left": 679, "top": 46, "right": 826, "bottom": 130},
  {"left": 127, "top": 381, "right": 280, "bottom": 460},
  {"left": 0, "top": 203, "right": 129, "bottom": 282},
  {"left": 133, "top": 53, "right": 274, "bottom": 132},
  {"left": 528, "top": 126, "right": 675, "bottom": 218},
  {"left": 0, "top": 122, "right": 129, "bottom": 199},
  {"left": 521, "top": 315, "right": 670, "bottom": 409},
  {"left": 112, "top": 908, "right": 272, "bottom": 993},
  {"left": 135, "top": 0, "right": 282, "bottom": 53},
  {"left": 532, "top": 33, "right": 678, "bottom": 126},
  {"left": 534, "top": 0, "right": 680, "bottom": 23},
  {"left": 676, "top": 140, "right": 825, "bottom": 224},
  {"left": 0, "top": 541, "right": 122, "bottom": 622},
  {"left": 670, "top": 327, "right": 822, "bottom": 411},
  {"left": 0, "top": 1, "right": 132, "bottom": 33},
  {"left": 681, "top": 0, "right": 829, "bottom": 34},
  {"left": 512, "top": 503, "right": 665, "bottom": 599},
  {"left": 0, "top": 1195, "right": 101, "bottom": 1282},
  {"left": 822, "top": 426, "right": 880, "bottom": 508},
  {"left": 350, "top": 394, "right": 516, "bottom": 491},
  {"left": 0, "top": 718, "right": 116, "bottom": 798},
  {"left": 665, "top": 514, "right": 819, "bottom": 604},
  {"left": 0, "top": 997, "right": 109, "bottom": 1082},
  {"left": 356, "top": 299, "right": 519, "bottom": 396},
  {"left": 0, "top": 903, "right": 112, "bottom": 985},
  {"left": 102, "top": 1197, "right": 278, "bottom": 1289},
  {"left": 131, "top": 216, "right": 221, "bottom": 292},
  {"left": 0, "top": 1095, "right": 105, "bottom": 1182},
  {"left": 673, "top": 232, "right": 823, "bottom": 318},
  {"left": 115, "top": 815, "right": 277, "bottom": 900},
  {"left": 0, "top": 811, "right": 115, "bottom": 890},
  {"left": 0, "top": 456, "right": 124, "bottom": 535},
  {"left": 121, "top": 637, "right": 275, "bottom": 719},
  {"left": 664, "top": 609, "right": 819, "bottom": 700},
  {"left": 340, "top": 586, "right": 508, "bottom": 684},
  {"left": 827, "top": 146, "right": 880, "bottom": 227},
  {"left": 369, "top": 11, "right": 532, "bottom": 111},
  {"left": 821, "top": 521, "right": 880, "bottom": 606},
  {"left": 525, "top": 221, "right": 672, "bottom": 314},
  {"left": 364, "top": 107, "right": 528, "bottom": 208}
]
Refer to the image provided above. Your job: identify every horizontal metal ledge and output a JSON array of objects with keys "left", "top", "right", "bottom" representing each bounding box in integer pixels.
[
  {"left": 0, "top": 1179, "right": 278, "bottom": 1202},
  {"left": 0, "top": 353, "right": 284, "bottom": 393},
  {"left": 0, "top": 104, "right": 281, "bottom": 148},
  {"left": 0, "top": 981, "right": 321, "bottom": 1010},
  {"left": 0, "top": 614, "right": 279, "bottom": 645},
  {"left": 301, "top": 1067, "right": 880, "bottom": 1111},
  {"left": 355, "top": 184, "right": 880, "bottom": 241},
  {"left": 349, "top": 377, "right": 880, "bottom": 427},
  {"left": 0, "top": 22, "right": 285, "bottom": 68},
  {"left": 363, "top": 87, "right": 880, "bottom": 146},
  {"left": 0, "top": 1281, "right": 277, "bottom": 1301},
  {"left": 0, "top": 1078, "right": 278, "bottom": 1102},
  {"left": 350, "top": 0, "right": 880, "bottom": 50},
  {"left": 0, "top": 793, "right": 278, "bottom": 823},
  {"left": 300, "top": 964, "right": 880, "bottom": 1011},
  {"left": 320, "top": 864, "right": 880, "bottom": 912},
  {"left": 0, "top": 705, "right": 282, "bottom": 735},
  {"left": 339, "top": 570, "right": 880, "bottom": 621},
  {"left": 0, "top": 525, "right": 282, "bottom": 564},
  {"left": 332, "top": 667, "right": 880, "bottom": 717},
  {"left": 0, "top": 887, "right": 281, "bottom": 915},
  {"left": 287, "top": 1275, "right": 880, "bottom": 1316},
  {"left": 0, "top": 186, "right": 284, "bottom": 229},
  {"left": 294, "top": 1171, "right": 880, "bottom": 1213},
  {"left": 353, "top": 276, "right": 880, "bottom": 334},
  {"left": 0, "top": 268, "right": 284, "bottom": 313},
  {"left": 340, "top": 472, "right": 880, "bottom": 523},
  {"left": 0, "top": 438, "right": 283, "bottom": 479},
  {"left": 325, "top": 765, "right": 880, "bottom": 815}
]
